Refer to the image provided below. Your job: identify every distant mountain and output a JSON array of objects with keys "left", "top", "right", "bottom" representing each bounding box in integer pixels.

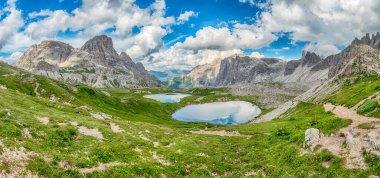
[
  {"left": 16, "top": 35, "right": 161, "bottom": 88},
  {"left": 171, "top": 33, "right": 380, "bottom": 90},
  {"left": 149, "top": 69, "right": 190, "bottom": 85},
  {"left": 170, "top": 52, "right": 329, "bottom": 89}
]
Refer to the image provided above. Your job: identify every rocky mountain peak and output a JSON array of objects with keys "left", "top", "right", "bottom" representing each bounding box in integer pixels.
[
  {"left": 302, "top": 51, "right": 322, "bottom": 67},
  {"left": 351, "top": 32, "right": 380, "bottom": 50},
  {"left": 80, "top": 35, "right": 118, "bottom": 58},
  {"left": 16, "top": 35, "right": 162, "bottom": 88}
]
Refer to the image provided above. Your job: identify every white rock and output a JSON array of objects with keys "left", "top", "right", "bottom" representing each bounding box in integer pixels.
[
  {"left": 304, "top": 128, "right": 320, "bottom": 152},
  {"left": 0, "top": 84, "right": 7, "bottom": 89},
  {"left": 368, "top": 131, "right": 380, "bottom": 150}
]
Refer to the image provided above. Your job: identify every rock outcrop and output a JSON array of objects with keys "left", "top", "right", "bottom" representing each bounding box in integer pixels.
[{"left": 16, "top": 35, "right": 161, "bottom": 88}]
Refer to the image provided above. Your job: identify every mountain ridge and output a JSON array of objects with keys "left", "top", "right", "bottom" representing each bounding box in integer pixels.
[{"left": 170, "top": 33, "right": 380, "bottom": 90}]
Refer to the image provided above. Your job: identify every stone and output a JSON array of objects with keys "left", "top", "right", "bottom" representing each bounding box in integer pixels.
[
  {"left": 368, "top": 131, "right": 380, "bottom": 150},
  {"left": 304, "top": 128, "right": 320, "bottom": 152}
]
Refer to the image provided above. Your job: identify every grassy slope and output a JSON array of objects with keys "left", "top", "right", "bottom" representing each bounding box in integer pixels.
[
  {"left": 329, "top": 76, "right": 380, "bottom": 119},
  {"left": 0, "top": 63, "right": 378, "bottom": 177},
  {"left": 329, "top": 76, "right": 380, "bottom": 107}
]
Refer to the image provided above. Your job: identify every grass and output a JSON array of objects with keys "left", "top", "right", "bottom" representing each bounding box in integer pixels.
[
  {"left": 357, "top": 99, "right": 379, "bottom": 115},
  {"left": 329, "top": 76, "right": 380, "bottom": 107},
  {"left": 0, "top": 62, "right": 378, "bottom": 177},
  {"left": 358, "top": 122, "right": 378, "bottom": 129}
]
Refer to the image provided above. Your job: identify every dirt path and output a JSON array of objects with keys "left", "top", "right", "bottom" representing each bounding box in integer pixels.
[
  {"left": 190, "top": 130, "right": 252, "bottom": 138},
  {"left": 321, "top": 102, "right": 380, "bottom": 169},
  {"left": 351, "top": 92, "right": 380, "bottom": 110}
]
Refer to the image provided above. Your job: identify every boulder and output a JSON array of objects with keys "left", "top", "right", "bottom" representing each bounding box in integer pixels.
[{"left": 304, "top": 128, "right": 320, "bottom": 152}]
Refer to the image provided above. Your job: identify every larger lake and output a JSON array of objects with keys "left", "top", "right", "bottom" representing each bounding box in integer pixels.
[
  {"left": 143, "top": 93, "right": 191, "bottom": 103},
  {"left": 172, "top": 101, "right": 261, "bottom": 126}
]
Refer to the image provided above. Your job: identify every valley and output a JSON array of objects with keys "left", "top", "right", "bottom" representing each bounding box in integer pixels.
[
  {"left": 0, "top": 19, "right": 379, "bottom": 177},
  {"left": 1, "top": 53, "right": 380, "bottom": 176}
]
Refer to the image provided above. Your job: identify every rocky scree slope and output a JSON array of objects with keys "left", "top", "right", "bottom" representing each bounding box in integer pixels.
[{"left": 16, "top": 35, "right": 161, "bottom": 88}]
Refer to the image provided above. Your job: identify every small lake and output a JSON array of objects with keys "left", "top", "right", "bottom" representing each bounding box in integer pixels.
[
  {"left": 143, "top": 93, "right": 191, "bottom": 103},
  {"left": 172, "top": 101, "right": 261, "bottom": 126}
]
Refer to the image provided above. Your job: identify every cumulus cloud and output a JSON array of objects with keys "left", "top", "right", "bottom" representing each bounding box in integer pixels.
[
  {"left": 304, "top": 42, "right": 340, "bottom": 58},
  {"left": 1, "top": 0, "right": 177, "bottom": 60},
  {"left": 144, "top": 45, "right": 243, "bottom": 70},
  {"left": 256, "top": 0, "right": 380, "bottom": 56},
  {"left": 239, "top": 0, "right": 255, "bottom": 6},
  {"left": 0, "top": 0, "right": 24, "bottom": 49},
  {"left": 127, "top": 26, "right": 168, "bottom": 59},
  {"left": 180, "top": 25, "right": 277, "bottom": 51},
  {"left": 177, "top": 11, "right": 199, "bottom": 24},
  {"left": 0, "top": 51, "right": 23, "bottom": 64},
  {"left": 250, "top": 52, "right": 264, "bottom": 58},
  {"left": 25, "top": 10, "right": 71, "bottom": 38}
]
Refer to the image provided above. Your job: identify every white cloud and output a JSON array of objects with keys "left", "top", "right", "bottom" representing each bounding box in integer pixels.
[
  {"left": 0, "top": 0, "right": 178, "bottom": 61},
  {"left": 0, "top": 51, "right": 23, "bottom": 64},
  {"left": 144, "top": 44, "right": 243, "bottom": 70},
  {"left": 304, "top": 42, "right": 340, "bottom": 58},
  {"left": 126, "top": 26, "right": 168, "bottom": 59},
  {"left": 239, "top": 0, "right": 255, "bottom": 6},
  {"left": 180, "top": 26, "right": 277, "bottom": 51},
  {"left": 256, "top": 0, "right": 380, "bottom": 56},
  {"left": 177, "top": 11, "right": 199, "bottom": 24},
  {"left": 250, "top": 52, "right": 264, "bottom": 58},
  {"left": 0, "top": 0, "right": 24, "bottom": 48},
  {"left": 25, "top": 10, "right": 71, "bottom": 38}
]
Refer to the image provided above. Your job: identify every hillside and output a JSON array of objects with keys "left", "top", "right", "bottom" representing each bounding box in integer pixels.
[
  {"left": 16, "top": 35, "right": 161, "bottom": 88},
  {"left": 1, "top": 52, "right": 380, "bottom": 176}
]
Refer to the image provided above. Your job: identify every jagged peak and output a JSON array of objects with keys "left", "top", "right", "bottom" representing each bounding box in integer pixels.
[
  {"left": 301, "top": 51, "right": 322, "bottom": 67},
  {"left": 351, "top": 32, "right": 380, "bottom": 50}
]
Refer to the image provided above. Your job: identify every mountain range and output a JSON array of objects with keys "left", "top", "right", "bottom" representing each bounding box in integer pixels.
[{"left": 169, "top": 33, "right": 380, "bottom": 91}]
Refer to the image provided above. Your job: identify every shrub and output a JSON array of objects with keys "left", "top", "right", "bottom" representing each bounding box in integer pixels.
[
  {"left": 357, "top": 99, "right": 378, "bottom": 115},
  {"left": 45, "top": 126, "right": 78, "bottom": 147},
  {"left": 275, "top": 128, "right": 289, "bottom": 136}
]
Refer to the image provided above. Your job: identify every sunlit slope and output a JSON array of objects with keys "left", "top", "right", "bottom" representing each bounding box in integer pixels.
[{"left": 0, "top": 63, "right": 378, "bottom": 177}]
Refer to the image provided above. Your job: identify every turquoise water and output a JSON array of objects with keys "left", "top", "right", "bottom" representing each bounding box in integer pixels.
[
  {"left": 172, "top": 101, "right": 261, "bottom": 126},
  {"left": 143, "top": 93, "right": 191, "bottom": 103}
]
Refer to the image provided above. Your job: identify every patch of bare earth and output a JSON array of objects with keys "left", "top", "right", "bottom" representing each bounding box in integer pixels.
[
  {"left": 36, "top": 116, "right": 49, "bottom": 125},
  {"left": 78, "top": 126, "right": 103, "bottom": 140},
  {"left": 110, "top": 122, "right": 124, "bottom": 133},
  {"left": 79, "top": 162, "right": 127, "bottom": 174},
  {"left": 190, "top": 130, "right": 252, "bottom": 138},
  {"left": 0, "top": 147, "right": 38, "bottom": 177},
  {"left": 150, "top": 151, "right": 171, "bottom": 166},
  {"left": 59, "top": 160, "right": 126, "bottom": 174},
  {"left": 320, "top": 102, "right": 380, "bottom": 169},
  {"left": 22, "top": 128, "right": 32, "bottom": 138},
  {"left": 90, "top": 112, "right": 112, "bottom": 120}
]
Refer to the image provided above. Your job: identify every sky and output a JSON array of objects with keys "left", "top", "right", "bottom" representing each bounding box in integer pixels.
[{"left": 0, "top": 0, "right": 380, "bottom": 71}]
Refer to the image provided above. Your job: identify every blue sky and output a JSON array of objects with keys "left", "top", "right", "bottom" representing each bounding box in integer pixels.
[{"left": 1, "top": 0, "right": 379, "bottom": 70}]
